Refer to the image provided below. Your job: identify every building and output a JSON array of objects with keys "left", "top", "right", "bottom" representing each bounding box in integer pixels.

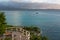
[{"left": 3, "top": 27, "right": 30, "bottom": 40}]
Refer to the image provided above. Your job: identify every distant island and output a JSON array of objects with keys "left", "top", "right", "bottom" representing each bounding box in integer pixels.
[{"left": 0, "top": 2, "right": 60, "bottom": 10}]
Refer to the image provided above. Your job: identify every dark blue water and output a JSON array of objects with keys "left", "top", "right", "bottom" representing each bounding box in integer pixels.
[{"left": 2, "top": 10, "right": 60, "bottom": 40}]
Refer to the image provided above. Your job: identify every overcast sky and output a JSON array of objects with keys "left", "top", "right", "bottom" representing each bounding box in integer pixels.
[{"left": 0, "top": 0, "right": 60, "bottom": 4}]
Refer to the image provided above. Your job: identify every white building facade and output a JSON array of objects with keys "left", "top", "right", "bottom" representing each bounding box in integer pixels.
[{"left": 3, "top": 27, "right": 30, "bottom": 40}]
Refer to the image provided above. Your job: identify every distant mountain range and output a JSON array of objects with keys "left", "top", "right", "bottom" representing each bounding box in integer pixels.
[{"left": 0, "top": 2, "right": 60, "bottom": 10}]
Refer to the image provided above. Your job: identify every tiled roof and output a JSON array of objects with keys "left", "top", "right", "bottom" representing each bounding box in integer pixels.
[{"left": 4, "top": 32, "right": 12, "bottom": 35}]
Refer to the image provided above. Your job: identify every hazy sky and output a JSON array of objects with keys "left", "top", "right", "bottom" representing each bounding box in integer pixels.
[{"left": 0, "top": 0, "right": 60, "bottom": 4}]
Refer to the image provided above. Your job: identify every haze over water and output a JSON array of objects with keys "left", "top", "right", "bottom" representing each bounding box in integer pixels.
[{"left": 3, "top": 10, "right": 60, "bottom": 40}]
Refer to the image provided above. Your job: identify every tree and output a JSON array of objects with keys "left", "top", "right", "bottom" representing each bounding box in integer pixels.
[
  {"left": 0, "top": 12, "right": 6, "bottom": 35},
  {"left": 42, "top": 36, "right": 48, "bottom": 40},
  {"left": 23, "top": 26, "right": 40, "bottom": 33},
  {"left": 23, "top": 26, "right": 48, "bottom": 40},
  {"left": 23, "top": 26, "right": 42, "bottom": 40}
]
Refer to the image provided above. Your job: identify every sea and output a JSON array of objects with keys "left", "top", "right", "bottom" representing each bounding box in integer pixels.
[{"left": 2, "top": 10, "right": 60, "bottom": 40}]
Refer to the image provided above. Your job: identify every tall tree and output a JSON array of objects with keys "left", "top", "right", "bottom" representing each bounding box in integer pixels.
[{"left": 0, "top": 12, "right": 6, "bottom": 35}]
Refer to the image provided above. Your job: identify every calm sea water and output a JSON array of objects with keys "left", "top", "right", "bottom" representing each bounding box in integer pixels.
[{"left": 2, "top": 10, "right": 60, "bottom": 40}]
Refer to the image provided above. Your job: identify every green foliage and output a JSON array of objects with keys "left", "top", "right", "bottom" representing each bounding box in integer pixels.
[
  {"left": 30, "top": 33, "right": 42, "bottom": 40},
  {"left": 42, "top": 36, "right": 48, "bottom": 40},
  {"left": 0, "top": 12, "right": 6, "bottom": 35},
  {"left": 23, "top": 26, "right": 48, "bottom": 40},
  {"left": 23, "top": 26, "right": 40, "bottom": 33}
]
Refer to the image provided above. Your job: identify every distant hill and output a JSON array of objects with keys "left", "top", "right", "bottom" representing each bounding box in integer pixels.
[{"left": 0, "top": 2, "right": 60, "bottom": 10}]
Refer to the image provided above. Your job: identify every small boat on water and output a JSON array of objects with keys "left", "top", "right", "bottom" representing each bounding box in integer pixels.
[{"left": 36, "top": 12, "right": 39, "bottom": 14}]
